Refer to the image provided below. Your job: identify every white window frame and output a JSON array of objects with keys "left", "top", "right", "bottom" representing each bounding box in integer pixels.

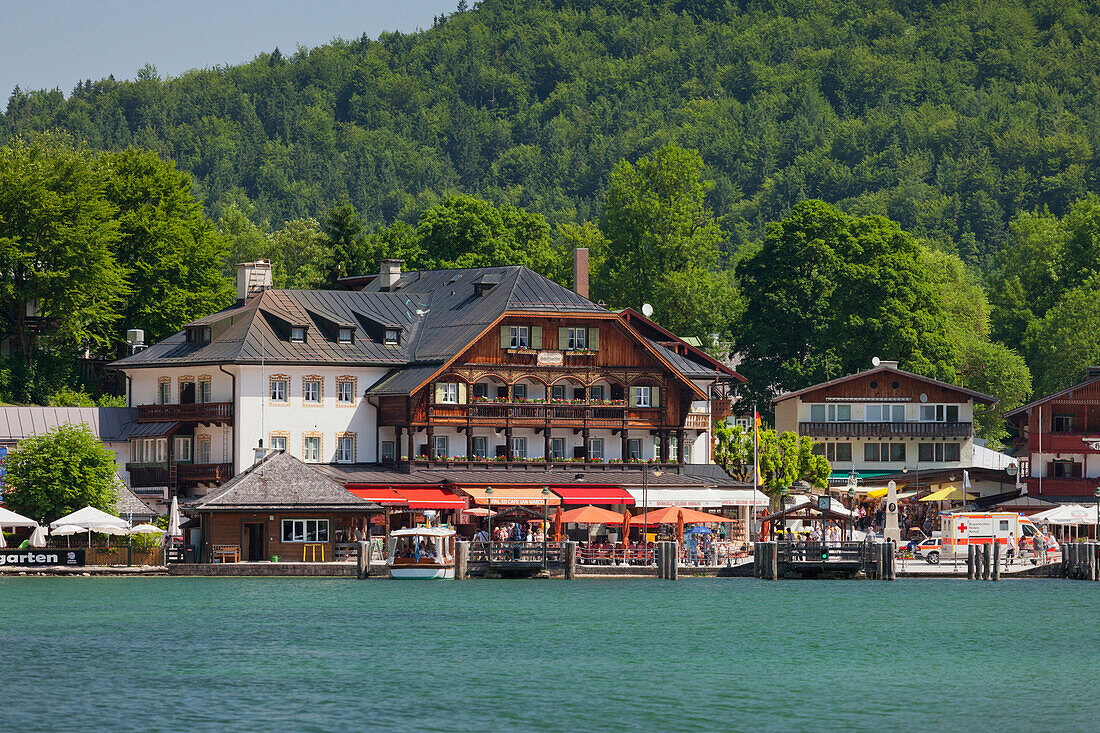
[
  {"left": 550, "top": 437, "right": 566, "bottom": 460},
  {"left": 472, "top": 436, "right": 487, "bottom": 459},
  {"left": 810, "top": 404, "right": 826, "bottom": 422},
  {"left": 155, "top": 438, "right": 167, "bottom": 463},
  {"left": 510, "top": 436, "right": 527, "bottom": 459},
  {"left": 158, "top": 382, "right": 171, "bottom": 405},
  {"left": 636, "top": 386, "right": 652, "bottom": 408},
  {"left": 197, "top": 379, "right": 211, "bottom": 404},
  {"left": 337, "top": 380, "right": 354, "bottom": 404},
  {"left": 270, "top": 436, "right": 287, "bottom": 452},
  {"left": 433, "top": 435, "right": 448, "bottom": 458},
  {"left": 303, "top": 437, "right": 321, "bottom": 462},
  {"left": 197, "top": 437, "right": 211, "bottom": 464},
  {"left": 380, "top": 441, "right": 396, "bottom": 462},
  {"left": 338, "top": 328, "right": 354, "bottom": 344},
  {"left": 627, "top": 439, "right": 642, "bottom": 460},
  {"left": 281, "top": 519, "right": 330, "bottom": 543},
  {"left": 290, "top": 327, "right": 306, "bottom": 342},
  {"left": 270, "top": 378, "right": 288, "bottom": 403},
  {"left": 336, "top": 436, "right": 354, "bottom": 463},
  {"left": 567, "top": 327, "right": 587, "bottom": 350},
  {"left": 303, "top": 379, "right": 321, "bottom": 404},
  {"left": 384, "top": 329, "right": 400, "bottom": 345},
  {"left": 588, "top": 438, "right": 604, "bottom": 461},
  {"left": 439, "top": 383, "right": 458, "bottom": 404},
  {"left": 510, "top": 325, "right": 529, "bottom": 349}
]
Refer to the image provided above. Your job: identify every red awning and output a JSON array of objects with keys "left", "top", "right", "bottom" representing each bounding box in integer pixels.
[
  {"left": 551, "top": 485, "right": 635, "bottom": 506},
  {"left": 396, "top": 488, "right": 466, "bottom": 510},
  {"left": 347, "top": 486, "right": 407, "bottom": 506}
]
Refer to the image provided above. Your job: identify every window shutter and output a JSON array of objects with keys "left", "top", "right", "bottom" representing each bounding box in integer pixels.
[
  {"left": 500, "top": 325, "right": 512, "bottom": 348},
  {"left": 588, "top": 327, "right": 599, "bottom": 350},
  {"left": 558, "top": 326, "right": 569, "bottom": 349},
  {"left": 434, "top": 383, "right": 444, "bottom": 403},
  {"left": 651, "top": 386, "right": 660, "bottom": 407},
  {"left": 531, "top": 326, "right": 542, "bottom": 349},
  {"left": 457, "top": 382, "right": 467, "bottom": 404},
  {"left": 629, "top": 386, "right": 638, "bottom": 408}
]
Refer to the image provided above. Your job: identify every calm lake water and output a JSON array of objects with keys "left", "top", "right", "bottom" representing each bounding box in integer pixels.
[{"left": 2, "top": 576, "right": 1097, "bottom": 732}]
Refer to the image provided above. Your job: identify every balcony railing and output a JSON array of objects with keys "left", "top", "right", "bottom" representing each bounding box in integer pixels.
[
  {"left": 137, "top": 402, "right": 233, "bottom": 423},
  {"left": 799, "top": 421, "right": 972, "bottom": 438},
  {"left": 427, "top": 402, "right": 663, "bottom": 428},
  {"left": 177, "top": 462, "right": 234, "bottom": 483},
  {"left": 128, "top": 465, "right": 169, "bottom": 488},
  {"left": 684, "top": 413, "right": 710, "bottom": 431}
]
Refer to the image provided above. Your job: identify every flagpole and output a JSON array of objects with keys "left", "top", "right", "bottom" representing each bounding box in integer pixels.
[{"left": 752, "top": 405, "right": 759, "bottom": 543}]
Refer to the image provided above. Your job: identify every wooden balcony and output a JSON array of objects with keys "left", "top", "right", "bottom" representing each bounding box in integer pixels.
[
  {"left": 176, "top": 462, "right": 234, "bottom": 483},
  {"left": 424, "top": 401, "right": 664, "bottom": 429},
  {"left": 684, "top": 413, "right": 710, "bottom": 431},
  {"left": 1033, "top": 432, "right": 1100, "bottom": 453},
  {"left": 127, "top": 462, "right": 233, "bottom": 488},
  {"left": 137, "top": 402, "right": 233, "bottom": 423},
  {"left": 1024, "top": 477, "right": 1099, "bottom": 497},
  {"left": 799, "top": 421, "right": 972, "bottom": 438}
]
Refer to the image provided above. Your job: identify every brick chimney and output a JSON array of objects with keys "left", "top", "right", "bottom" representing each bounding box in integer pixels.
[
  {"left": 573, "top": 247, "right": 589, "bottom": 299},
  {"left": 236, "top": 260, "right": 272, "bottom": 301},
  {"left": 379, "top": 259, "right": 403, "bottom": 291}
]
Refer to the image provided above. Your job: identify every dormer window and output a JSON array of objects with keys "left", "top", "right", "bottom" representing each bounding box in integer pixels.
[
  {"left": 384, "top": 329, "right": 400, "bottom": 345},
  {"left": 290, "top": 327, "right": 306, "bottom": 343},
  {"left": 338, "top": 328, "right": 354, "bottom": 344},
  {"left": 185, "top": 327, "right": 212, "bottom": 343}
]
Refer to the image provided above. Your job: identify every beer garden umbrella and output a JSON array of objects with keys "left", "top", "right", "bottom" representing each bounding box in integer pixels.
[
  {"left": 558, "top": 506, "right": 623, "bottom": 525},
  {"left": 621, "top": 509, "right": 631, "bottom": 545},
  {"left": 129, "top": 524, "right": 164, "bottom": 534},
  {"left": 629, "top": 506, "right": 736, "bottom": 525},
  {"left": 168, "top": 496, "right": 182, "bottom": 537},
  {"left": 552, "top": 507, "right": 563, "bottom": 542},
  {"left": 29, "top": 525, "right": 48, "bottom": 548}
]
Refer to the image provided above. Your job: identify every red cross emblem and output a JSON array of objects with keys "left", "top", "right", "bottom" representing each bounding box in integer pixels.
[{"left": 957, "top": 522, "right": 968, "bottom": 533}]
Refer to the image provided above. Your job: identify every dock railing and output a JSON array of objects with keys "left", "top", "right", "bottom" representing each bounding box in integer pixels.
[{"left": 777, "top": 541, "right": 870, "bottom": 564}]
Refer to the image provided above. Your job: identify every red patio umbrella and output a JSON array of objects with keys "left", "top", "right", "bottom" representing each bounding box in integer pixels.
[
  {"left": 676, "top": 510, "right": 685, "bottom": 545},
  {"left": 553, "top": 507, "right": 563, "bottom": 541},
  {"left": 621, "top": 508, "right": 632, "bottom": 546}
]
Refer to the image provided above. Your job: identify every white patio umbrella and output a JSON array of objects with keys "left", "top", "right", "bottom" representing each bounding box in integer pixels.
[
  {"left": 28, "top": 525, "right": 48, "bottom": 548},
  {"left": 129, "top": 524, "right": 164, "bottom": 534},
  {"left": 91, "top": 524, "right": 131, "bottom": 536},
  {"left": 168, "top": 496, "right": 182, "bottom": 536},
  {"left": 50, "top": 506, "right": 129, "bottom": 547},
  {"left": 0, "top": 506, "right": 38, "bottom": 529},
  {"left": 49, "top": 524, "right": 87, "bottom": 536},
  {"left": 0, "top": 530, "right": 5, "bottom": 549}
]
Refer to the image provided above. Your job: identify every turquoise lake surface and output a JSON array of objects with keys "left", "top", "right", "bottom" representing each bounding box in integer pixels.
[{"left": 2, "top": 577, "right": 1097, "bottom": 732}]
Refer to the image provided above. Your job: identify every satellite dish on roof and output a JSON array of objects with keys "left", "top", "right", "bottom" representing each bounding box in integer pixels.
[
  {"left": 641, "top": 303, "right": 654, "bottom": 317},
  {"left": 872, "top": 357, "right": 881, "bottom": 367}
]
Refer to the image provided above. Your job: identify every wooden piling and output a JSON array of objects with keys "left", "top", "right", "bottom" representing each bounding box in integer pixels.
[
  {"left": 769, "top": 541, "right": 779, "bottom": 580},
  {"left": 1090, "top": 543, "right": 1097, "bottom": 582},
  {"left": 1069, "top": 543, "right": 1078, "bottom": 579},
  {"left": 992, "top": 542, "right": 1001, "bottom": 581},
  {"left": 1061, "top": 545, "right": 1069, "bottom": 577},
  {"left": 670, "top": 542, "right": 679, "bottom": 580},
  {"left": 753, "top": 542, "right": 761, "bottom": 578},
  {"left": 357, "top": 541, "right": 370, "bottom": 579},
  {"left": 455, "top": 541, "right": 469, "bottom": 580},
  {"left": 966, "top": 545, "right": 975, "bottom": 579},
  {"left": 564, "top": 541, "right": 577, "bottom": 579},
  {"left": 985, "top": 543, "right": 994, "bottom": 580}
]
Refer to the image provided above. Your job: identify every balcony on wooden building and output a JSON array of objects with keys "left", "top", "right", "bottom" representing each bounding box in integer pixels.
[
  {"left": 127, "top": 462, "right": 234, "bottom": 489},
  {"left": 799, "top": 421, "right": 972, "bottom": 439},
  {"left": 137, "top": 401, "right": 233, "bottom": 424}
]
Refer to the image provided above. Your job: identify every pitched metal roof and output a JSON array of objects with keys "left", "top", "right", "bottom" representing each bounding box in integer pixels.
[
  {"left": 190, "top": 451, "right": 382, "bottom": 511},
  {"left": 645, "top": 339, "right": 723, "bottom": 379},
  {"left": 771, "top": 365, "right": 998, "bottom": 405},
  {"left": 365, "top": 365, "right": 444, "bottom": 396},
  {"left": 111, "top": 266, "right": 608, "bottom": 371},
  {"left": 0, "top": 407, "right": 137, "bottom": 442},
  {"left": 121, "top": 421, "right": 181, "bottom": 439}
]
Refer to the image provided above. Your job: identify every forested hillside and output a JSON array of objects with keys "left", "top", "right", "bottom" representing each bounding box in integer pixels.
[
  {"left": 4, "top": 0, "right": 1099, "bottom": 268},
  {"left": 5, "top": 0, "right": 1100, "bottom": 437}
]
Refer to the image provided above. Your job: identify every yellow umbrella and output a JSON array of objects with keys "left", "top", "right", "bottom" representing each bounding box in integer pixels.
[{"left": 919, "top": 486, "right": 976, "bottom": 502}]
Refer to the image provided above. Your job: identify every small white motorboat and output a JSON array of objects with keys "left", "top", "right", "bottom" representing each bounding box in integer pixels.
[{"left": 387, "top": 526, "right": 456, "bottom": 579}]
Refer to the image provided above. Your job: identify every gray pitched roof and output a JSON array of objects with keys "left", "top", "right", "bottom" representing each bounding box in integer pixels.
[
  {"left": 190, "top": 451, "right": 382, "bottom": 511},
  {"left": 114, "top": 476, "right": 159, "bottom": 519},
  {"left": 110, "top": 266, "right": 608, "bottom": 370},
  {"left": 0, "top": 407, "right": 137, "bottom": 442},
  {"left": 645, "top": 339, "right": 723, "bottom": 379}
]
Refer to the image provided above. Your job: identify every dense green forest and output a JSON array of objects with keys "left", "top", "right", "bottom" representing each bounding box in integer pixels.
[{"left": 4, "top": 0, "right": 1100, "bottom": 441}]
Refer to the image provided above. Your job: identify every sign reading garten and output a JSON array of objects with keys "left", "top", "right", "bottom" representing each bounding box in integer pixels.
[{"left": 0, "top": 549, "right": 85, "bottom": 567}]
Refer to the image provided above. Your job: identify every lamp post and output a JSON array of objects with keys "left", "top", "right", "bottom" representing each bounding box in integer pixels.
[
  {"left": 542, "top": 486, "right": 550, "bottom": 568},
  {"left": 847, "top": 486, "right": 856, "bottom": 543},
  {"left": 485, "top": 486, "right": 493, "bottom": 553},
  {"left": 641, "top": 464, "right": 662, "bottom": 547},
  {"left": 778, "top": 486, "right": 789, "bottom": 542}
]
